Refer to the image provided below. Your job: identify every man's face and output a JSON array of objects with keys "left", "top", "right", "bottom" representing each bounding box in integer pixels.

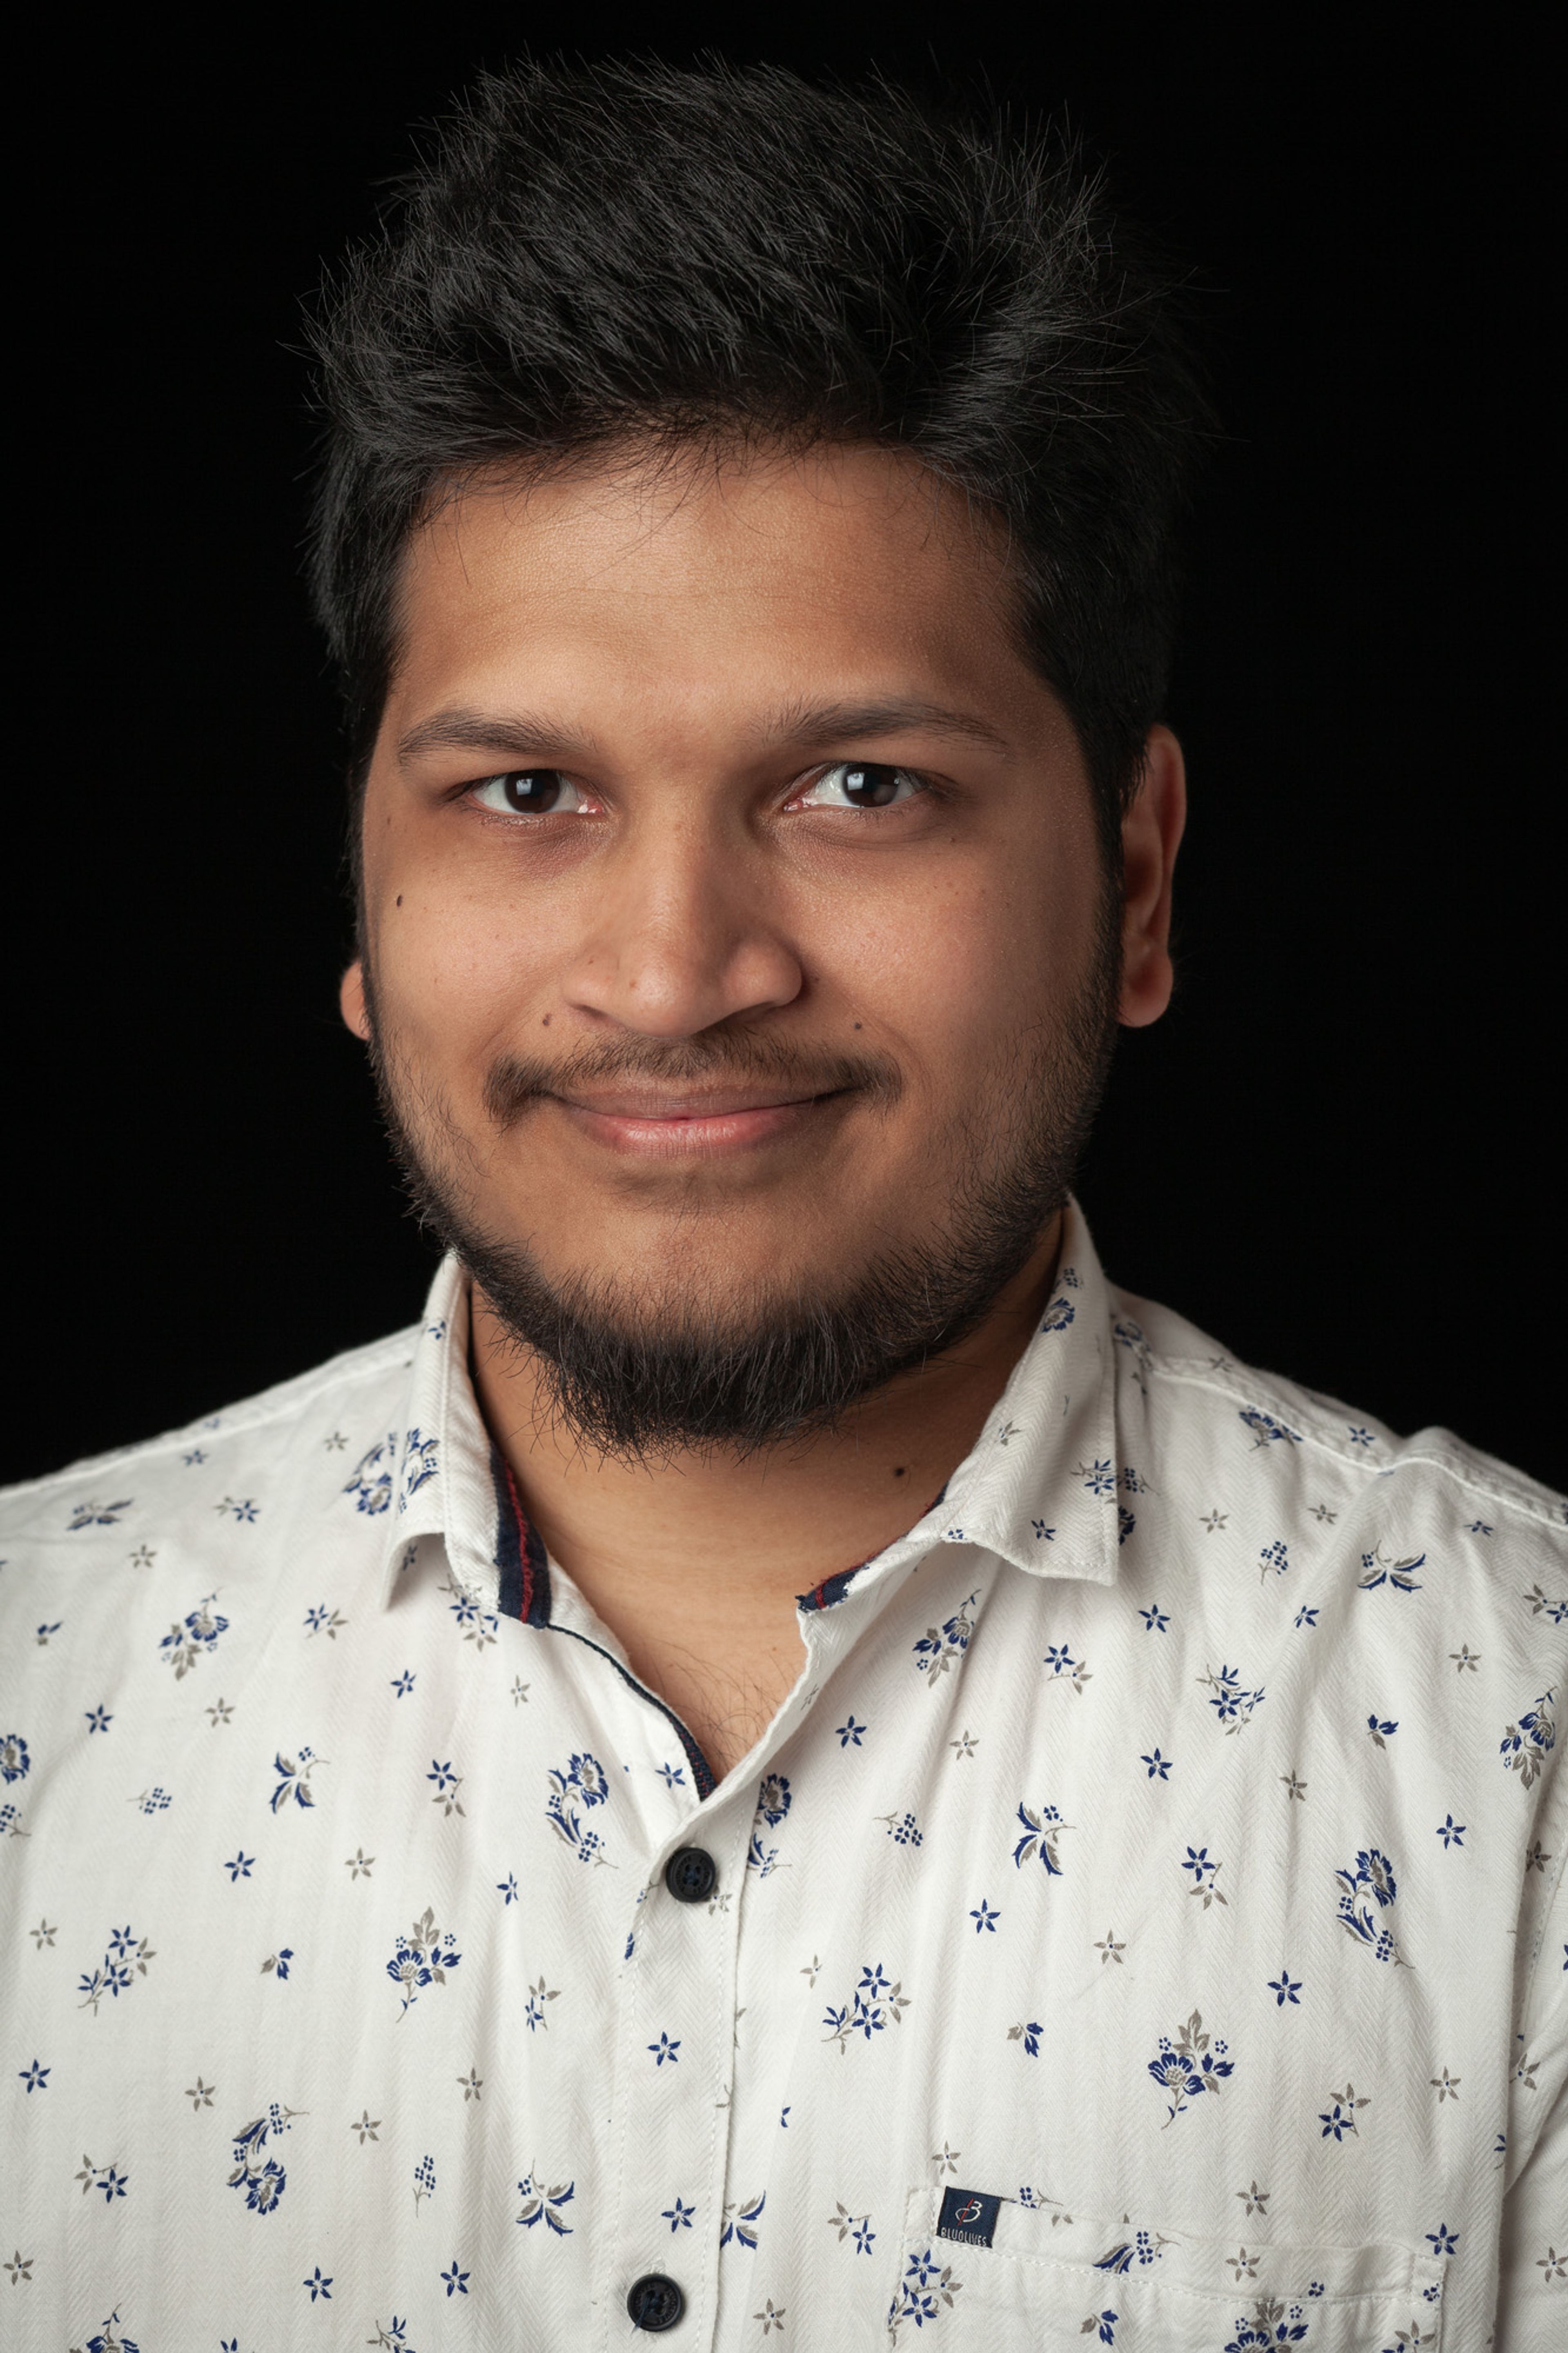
[{"left": 345, "top": 442, "right": 1157, "bottom": 1450}]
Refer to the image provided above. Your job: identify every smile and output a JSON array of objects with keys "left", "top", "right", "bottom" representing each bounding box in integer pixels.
[{"left": 546, "top": 1087, "right": 848, "bottom": 1158}]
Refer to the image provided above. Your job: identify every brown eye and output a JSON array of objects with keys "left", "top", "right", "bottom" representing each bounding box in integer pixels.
[
  {"left": 798, "top": 762, "right": 920, "bottom": 811},
  {"left": 471, "top": 769, "right": 584, "bottom": 814}
]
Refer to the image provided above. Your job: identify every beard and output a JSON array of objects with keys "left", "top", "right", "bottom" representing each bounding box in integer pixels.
[{"left": 363, "top": 917, "right": 1120, "bottom": 1461}]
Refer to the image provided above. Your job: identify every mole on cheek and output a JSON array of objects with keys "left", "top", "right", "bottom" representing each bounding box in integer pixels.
[{"left": 395, "top": 895, "right": 403, "bottom": 908}]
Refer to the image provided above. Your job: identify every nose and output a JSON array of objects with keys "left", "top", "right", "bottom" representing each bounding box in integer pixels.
[{"left": 561, "top": 812, "right": 805, "bottom": 1039}]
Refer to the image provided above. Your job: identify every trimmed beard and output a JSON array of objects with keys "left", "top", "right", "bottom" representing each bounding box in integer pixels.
[{"left": 363, "top": 910, "right": 1120, "bottom": 1461}]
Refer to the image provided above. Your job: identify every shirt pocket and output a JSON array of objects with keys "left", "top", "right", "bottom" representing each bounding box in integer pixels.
[{"left": 886, "top": 2185, "right": 1448, "bottom": 2351}]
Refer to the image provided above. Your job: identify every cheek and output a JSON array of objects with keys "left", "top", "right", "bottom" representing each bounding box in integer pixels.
[
  {"left": 374, "top": 884, "right": 554, "bottom": 1064},
  {"left": 832, "top": 856, "right": 1086, "bottom": 1073}
]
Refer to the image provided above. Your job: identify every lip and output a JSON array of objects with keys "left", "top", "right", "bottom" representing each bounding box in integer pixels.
[{"left": 546, "top": 1086, "right": 847, "bottom": 1158}]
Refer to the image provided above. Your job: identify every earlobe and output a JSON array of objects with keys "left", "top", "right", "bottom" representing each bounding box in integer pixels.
[
  {"left": 1117, "top": 725, "right": 1187, "bottom": 1031},
  {"left": 339, "top": 960, "right": 372, "bottom": 1043}
]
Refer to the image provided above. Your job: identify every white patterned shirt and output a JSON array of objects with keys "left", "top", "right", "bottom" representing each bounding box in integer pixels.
[{"left": 2, "top": 1205, "right": 1564, "bottom": 2353}]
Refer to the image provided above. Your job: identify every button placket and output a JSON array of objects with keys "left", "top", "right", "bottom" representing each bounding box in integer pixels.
[
  {"left": 600, "top": 1570, "right": 921, "bottom": 2347},
  {"left": 602, "top": 1800, "right": 751, "bottom": 2351}
]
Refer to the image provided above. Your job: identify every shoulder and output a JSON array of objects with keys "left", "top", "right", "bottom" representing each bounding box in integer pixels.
[
  {"left": 1113, "top": 1281, "right": 1567, "bottom": 1574},
  {"left": 0, "top": 1322, "right": 424, "bottom": 1552}
]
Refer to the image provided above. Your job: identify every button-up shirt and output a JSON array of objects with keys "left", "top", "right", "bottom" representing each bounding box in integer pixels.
[{"left": 2, "top": 1206, "right": 1564, "bottom": 2351}]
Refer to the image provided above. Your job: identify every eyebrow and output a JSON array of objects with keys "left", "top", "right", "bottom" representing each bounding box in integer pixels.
[
  {"left": 396, "top": 708, "right": 603, "bottom": 768},
  {"left": 754, "top": 696, "right": 1013, "bottom": 758},
  {"left": 395, "top": 693, "right": 1013, "bottom": 771}
]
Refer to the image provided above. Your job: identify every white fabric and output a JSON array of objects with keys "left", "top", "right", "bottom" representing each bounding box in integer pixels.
[{"left": 2, "top": 1204, "right": 1564, "bottom": 2352}]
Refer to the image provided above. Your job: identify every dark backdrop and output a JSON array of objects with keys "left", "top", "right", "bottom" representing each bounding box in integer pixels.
[{"left": 9, "top": 7, "right": 1559, "bottom": 1490}]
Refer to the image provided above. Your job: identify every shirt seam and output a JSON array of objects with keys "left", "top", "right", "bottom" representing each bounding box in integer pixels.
[{"left": 1143, "top": 1356, "right": 1567, "bottom": 1529}]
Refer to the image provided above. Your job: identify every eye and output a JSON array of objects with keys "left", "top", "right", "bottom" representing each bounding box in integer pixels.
[
  {"left": 470, "top": 770, "right": 595, "bottom": 816},
  {"left": 794, "top": 761, "right": 922, "bottom": 811}
]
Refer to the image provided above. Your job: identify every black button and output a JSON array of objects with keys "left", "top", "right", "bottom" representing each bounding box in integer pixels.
[
  {"left": 627, "top": 2272, "right": 685, "bottom": 2331},
  {"left": 664, "top": 1847, "right": 717, "bottom": 1903}
]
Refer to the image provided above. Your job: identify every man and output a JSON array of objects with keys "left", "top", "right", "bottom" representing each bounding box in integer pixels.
[{"left": 2, "top": 57, "right": 1561, "bottom": 2353}]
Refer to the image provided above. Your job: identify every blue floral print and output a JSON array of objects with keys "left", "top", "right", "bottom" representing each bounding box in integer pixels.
[
  {"left": 913, "top": 1592, "right": 979, "bottom": 1683},
  {"left": 399, "top": 1428, "right": 439, "bottom": 1511},
  {"left": 720, "top": 2190, "right": 765, "bottom": 2249},
  {"left": 544, "top": 1751, "right": 611, "bottom": 1862},
  {"left": 1093, "top": 2230, "right": 1169, "bottom": 2273},
  {"left": 343, "top": 1433, "right": 399, "bottom": 1514},
  {"left": 516, "top": 2172, "right": 575, "bottom": 2233},
  {"left": 1318, "top": 2081, "right": 1370, "bottom": 2141},
  {"left": 1043, "top": 1643, "right": 1093, "bottom": 1693},
  {"left": 441, "top": 1572, "right": 499, "bottom": 1650},
  {"left": 67, "top": 1497, "right": 133, "bottom": 1529},
  {"left": 1147, "top": 2009, "right": 1234, "bottom": 2123},
  {"left": 826, "top": 2201, "right": 877, "bottom": 2253},
  {"left": 75, "top": 2157, "right": 129, "bottom": 2202},
  {"left": 158, "top": 1595, "right": 229, "bottom": 1678},
  {"left": 77, "top": 1923, "right": 155, "bottom": 2015},
  {"left": 1333, "top": 1848, "right": 1403, "bottom": 1963},
  {"left": 888, "top": 2245, "right": 962, "bottom": 2338},
  {"left": 1013, "top": 1799, "right": 1072, "bottom": 1873},
  {"left": 1500, "top": 1692, "right": 1556, "bottom": 1788},
  {"left": 226, "top": 2103, "right": 301, "bottom": 2215},
  {"left": 823, "top": 1963, "right": 911, "bottom": 2052},
  {"left": 386, "top": 1906, "right": 461, "bottom": 2014},
  {"left": 1199, "top": 1662, "right": 1265, "bottom": 1733},
  {"left": 1224, "top": 2302, "right": 1310, "bottom": 2349},
  {"left": 524, "top": 1975, "right": 559, "bottom": 2031},
  {"left": 269, "top": 1746, "right": 324, "bottom": 1811},
  {"left": 749, "top": 1772, "right": 793, "bottom": 1871},
  {"left": 3, "top": 1200, "right": 1561, "bottom": 2346},
  {"left": 1239, "top": 1409, "right": 1300, "bottom": 1448},
  {"left": 1358, "top": 1547, "right": 1425, "bottom": 1594},
  {"left": 82, "top": 2317, "right": 141, "bottom": 2352}
]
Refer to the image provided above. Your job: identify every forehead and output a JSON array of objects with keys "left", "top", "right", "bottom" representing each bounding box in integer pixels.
[{"left": 384, "top": 442, "right": 1038, "bottom": 728}]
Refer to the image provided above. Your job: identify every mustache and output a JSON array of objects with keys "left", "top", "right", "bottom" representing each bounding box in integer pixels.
[{"left": 481, "top": 1031, "right": 904, "bottom": 1128}]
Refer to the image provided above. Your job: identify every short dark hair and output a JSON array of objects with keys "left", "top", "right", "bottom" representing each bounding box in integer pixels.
[{"left": 307, "top": 58, "right": 1208, "bottom": 851}]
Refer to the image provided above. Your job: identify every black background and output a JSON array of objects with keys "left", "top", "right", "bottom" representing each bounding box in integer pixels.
[{"left": 8, "top": 7, "right": 1559, "bottom": 1490}]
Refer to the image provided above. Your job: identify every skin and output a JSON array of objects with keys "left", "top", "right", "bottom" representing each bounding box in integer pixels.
[{"left": 343, "top": 442, "right": 1185, "bottom": 1775}]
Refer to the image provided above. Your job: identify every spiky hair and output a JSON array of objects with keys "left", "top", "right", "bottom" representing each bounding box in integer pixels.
[{"left": 307, "top": 58, "right": 1209, "bottom": 842}]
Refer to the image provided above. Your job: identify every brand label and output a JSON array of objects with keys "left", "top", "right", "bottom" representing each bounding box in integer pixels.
[{"left": 937, "top": 2186, "right": 1002, "bottom": 2248}]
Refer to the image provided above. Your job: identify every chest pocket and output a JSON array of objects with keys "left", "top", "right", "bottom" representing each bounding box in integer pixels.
[{"left": 886, "top": 2186, "right": 1447, "bottom": 2350}]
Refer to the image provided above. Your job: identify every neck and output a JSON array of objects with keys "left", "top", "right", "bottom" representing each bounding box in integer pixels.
[{"left": 471, "top": 1211, "right": 1061, "bottom": 1775}]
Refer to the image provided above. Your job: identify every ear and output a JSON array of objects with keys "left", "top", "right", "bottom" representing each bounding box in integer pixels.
[
  {"left": 1118, "top": 725, "right": 1187, "bottom": 1029},
  {"left": 339, "top": 959, "right": 372, "bottom": 1043}
]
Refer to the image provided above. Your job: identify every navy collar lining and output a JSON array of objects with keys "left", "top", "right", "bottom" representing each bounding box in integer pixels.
[{"left": 489, "top": 1446, "right": 718, "bottom": 1801}]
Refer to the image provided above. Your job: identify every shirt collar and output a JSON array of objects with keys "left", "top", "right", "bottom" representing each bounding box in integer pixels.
[
  {"left": 374, "top": 1195, "right": 1123, "bottom": 1611},
  {"left": 372, "top": 1256, "right": 498, "bottom": 1610},
  {"left": 913, "top": 1195, "right": 1122, "bottom": 1586}
]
